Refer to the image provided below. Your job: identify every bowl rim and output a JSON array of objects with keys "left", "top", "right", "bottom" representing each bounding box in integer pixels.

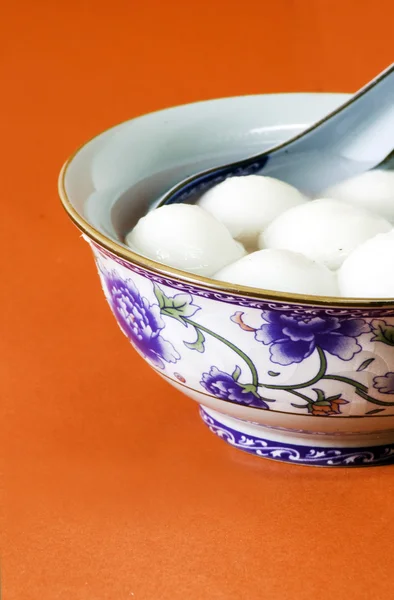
[{"left": 58, "top": 92, "right": 394, "bottom": 309}]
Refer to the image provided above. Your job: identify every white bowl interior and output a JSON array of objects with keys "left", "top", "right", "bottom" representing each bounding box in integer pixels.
[{"left": 64, "top": 93, "right": 350, "bottom": 243}]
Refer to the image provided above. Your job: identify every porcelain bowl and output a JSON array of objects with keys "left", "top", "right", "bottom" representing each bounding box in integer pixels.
[{"left": 59, "top": 93, "right": 394, "bottom": 467}]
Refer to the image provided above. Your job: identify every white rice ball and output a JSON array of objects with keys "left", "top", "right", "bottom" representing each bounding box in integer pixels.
[
  {"left": 322, "top": 170, "right": 394, "bottom": 222},
  {"left": 198, "top": 175, "right": 306, "bottom": 249},
  {"left": 260, "top": 198, "right": 392, "bottom": 270},
  {"left": 214, "top": 249, "right": 339, "bottom": 296},
  {"left": 338, "top": 230, "right": 394, "bottom": 298},
  {"left": 126, "top": 204, "right": 246, "bottom": 276}
]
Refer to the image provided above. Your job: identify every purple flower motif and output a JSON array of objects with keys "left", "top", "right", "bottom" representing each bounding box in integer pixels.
[
  {"left": 102, "top": 271, "right": 180, "bottom": 368},
  {"left": 373, "top": 372, "right": 394, "bottom": 394},
  {"left": 254, "top": 311, "right": 369, "bottom": 366},
  {"left": 200, "top": 366, "right": 269, "bottom": 409}
]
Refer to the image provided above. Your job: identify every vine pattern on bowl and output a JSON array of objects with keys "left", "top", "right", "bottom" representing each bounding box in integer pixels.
[{"left": 94, "top": 245, "right": 394, "bottom": 418}]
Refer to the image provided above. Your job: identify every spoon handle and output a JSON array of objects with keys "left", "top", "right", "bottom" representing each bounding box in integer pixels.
[{"left": 275, "top": 63, "right": 394, "bottom": 167}]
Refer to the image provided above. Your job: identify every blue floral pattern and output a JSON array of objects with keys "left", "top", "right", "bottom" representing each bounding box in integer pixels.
[
  {"left": 95, "top": 248, "right": 394, "bottom": 418},
  {"left": 102, "top": 270, "right": 180, "bottom": 369},
  {"left": 373, "top": 372, "right": 394, "bottom": 394},
  {"left": 201, "top": 366, "right": 269, "bottom": 409},
  {"left": 254, "top": 311, "right": 369, "bottom": 366}
]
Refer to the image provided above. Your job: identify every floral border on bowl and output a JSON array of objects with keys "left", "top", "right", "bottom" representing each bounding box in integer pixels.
[{"left": 92, "top": 243, "right": 394, "bottom": 418}]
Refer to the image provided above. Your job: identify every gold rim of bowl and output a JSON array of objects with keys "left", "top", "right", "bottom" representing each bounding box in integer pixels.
[{"left": 58, "top": 106, "right": 394, "bottom": 309}]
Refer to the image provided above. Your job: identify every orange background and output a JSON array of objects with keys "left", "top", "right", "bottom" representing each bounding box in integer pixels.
[{"left": 1, "top": 1, "right": 394, "bottom": 598}]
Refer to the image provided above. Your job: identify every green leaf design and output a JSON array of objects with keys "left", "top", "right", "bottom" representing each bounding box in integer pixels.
[
  {"left": 357, "top": 358, "right": 375, "bottom": 371},
  {"left": 184, "top": 328, "right": 205, "bottom": 353},
  {"left": 232, "top": 366, "right": 241, "bottom": 381},
  {"left": 161, "top": 306, "right": 188, "bottom": 325},
  {"left": 371, "top": 320, "right": 394, "bottom": 346},
  {"left": 171, "top": 294, "right": 200, "bottom": 317},
  {"left": 291, "top": 402, "right": 310, "bottom": 409},
  {"left": 312, "top": 388, "right": 326, "bottom": 402},
  {"left": 365, "top": 408, "right": 386, "bottom": 415},
  {"left": 326, "top": 393, "right": 342, "bottom": 402},
  {"left": 153, "top": 283, "right": 166, "bottom": 309},
  {"left": 154, "top": 284, "right": 200, "bottom": 325},
  {"left": 268, "top": 371, "right": 280, "bottom": 377}
]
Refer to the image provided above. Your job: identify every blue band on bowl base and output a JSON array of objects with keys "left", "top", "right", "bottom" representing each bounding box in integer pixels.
[{"left": 199, "top": 407, "right": 394, "bottom": 467}]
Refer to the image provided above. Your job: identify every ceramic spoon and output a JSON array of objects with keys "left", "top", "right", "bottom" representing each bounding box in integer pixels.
[{"left": 156, "top": 63, "right": 394, "bottom": 205}]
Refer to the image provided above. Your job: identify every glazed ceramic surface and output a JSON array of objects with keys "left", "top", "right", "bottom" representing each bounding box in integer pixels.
[{"left": 59, "top": 93, "right": 394, "bottom": 467}]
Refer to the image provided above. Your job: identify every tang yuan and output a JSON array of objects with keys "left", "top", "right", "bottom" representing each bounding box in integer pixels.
[
  {"left": 338, "top": 230, "right": 394, "bottom": 298},
  {"left": 260, "top": 198, "right": 392, "bottom": 270},
  {"left": 126, "top": 204, "right": 245, "bottom": 276},
  {"left": 214, "top": 248, "right": 338, "bottom": 296},
  {"left": 198, "top": 175, "right": 306, "bottom": 249},
  {"left": 322, "top": 170, "right": 394, "bottom": 222}
]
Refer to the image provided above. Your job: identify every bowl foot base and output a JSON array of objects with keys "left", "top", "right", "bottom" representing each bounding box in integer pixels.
[{"left": 199, "top": 406, "right": 394, "bottom": 467}]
